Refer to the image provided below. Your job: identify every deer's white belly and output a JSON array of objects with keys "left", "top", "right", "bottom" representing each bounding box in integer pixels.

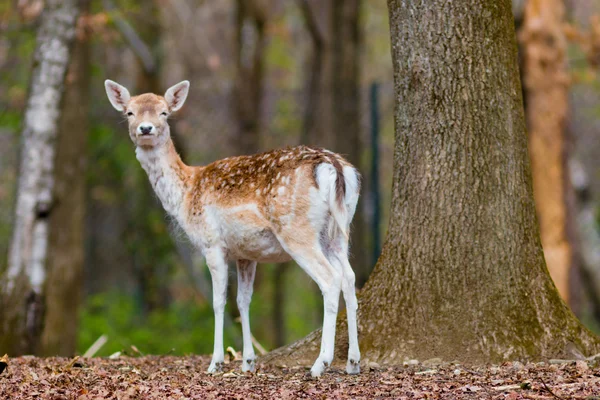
[
  {"left": 198, "top": 204, "right": 291, "bottom": 263},
  {"left": 227, "top": 225, "right": 291, "bottom": 263}
]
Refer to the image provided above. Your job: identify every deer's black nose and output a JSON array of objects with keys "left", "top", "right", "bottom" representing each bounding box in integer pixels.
[{"left": 139, "top": 125, "right": 153, "bottom": 135}]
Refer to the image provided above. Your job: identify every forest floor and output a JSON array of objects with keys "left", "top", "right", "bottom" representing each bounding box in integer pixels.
[{"left": 1, "top": 355, "right": 599, "bottom": 399}]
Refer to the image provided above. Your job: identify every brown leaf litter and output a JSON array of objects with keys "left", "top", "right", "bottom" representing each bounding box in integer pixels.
[{"left": 1, "top": 355, "right": 599, "bottom": 399}]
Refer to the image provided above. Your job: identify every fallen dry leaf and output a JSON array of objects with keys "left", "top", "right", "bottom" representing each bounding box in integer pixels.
[{"left": 0, "top": 354, "right": 7, "bottom": 375}]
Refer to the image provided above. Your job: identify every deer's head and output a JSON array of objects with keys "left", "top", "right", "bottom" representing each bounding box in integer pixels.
[{"left": 104, "top": 80, "right": 190, "bottom": 148}]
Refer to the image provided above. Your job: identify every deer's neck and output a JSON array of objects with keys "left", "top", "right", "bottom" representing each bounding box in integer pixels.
[{"left": 135, "top": 138, "right": 192, "bottom": 219}]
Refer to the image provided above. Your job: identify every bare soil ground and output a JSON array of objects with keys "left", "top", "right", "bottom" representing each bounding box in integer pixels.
[{"left": 1, "top": 355, "right": 599, "bottom": 399}]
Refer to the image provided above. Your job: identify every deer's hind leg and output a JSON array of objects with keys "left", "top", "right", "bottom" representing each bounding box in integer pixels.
[
  {"left": 276, "top": 232, "right": 343, "bottom": 377},
  {"left": 324, "top": 234, "right": 361, "bottom": 374}
]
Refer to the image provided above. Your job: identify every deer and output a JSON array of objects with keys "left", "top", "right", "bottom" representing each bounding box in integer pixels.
[{"left": 104, "top": 80, "right": 361, "bottom": 377}]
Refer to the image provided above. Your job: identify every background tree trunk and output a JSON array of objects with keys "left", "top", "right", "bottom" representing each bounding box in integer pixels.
[
  {"left": 298, "top": 0, "right": 369, "bottom": 286},
  {"left": 265, "top": 0, "right": 599, "bottom": 366},
  {"left": 298, "top": 0, "right": 325, "bottom": 146},
  {"left": 39, "top": 3, "right": 90, "bottom": 356},
  {"left": 272, "top": 263, "right": 289, "bottom": 348},
  {"left": 298, "top": 0, "right": 334, "bottom": 150},
  {"left": 567, "top": 0, "right": 600, "bottom": 326},
  {"left": 128, "top": 0, "right": 172, "bottom": 313},
  {"left": 0, "top": 0, "right": 80, "bottom": 355},
  {"left": 519, "top": 0, "right": 573, "bottom": 303},
  {"left": 232, "top": 0, "right": 268, "bottom": 156},
  {"left": 330, "top": 0, "right": 369, "bottom": 287}
]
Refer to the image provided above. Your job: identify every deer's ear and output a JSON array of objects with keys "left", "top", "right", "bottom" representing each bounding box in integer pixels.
[
  {"left": 164, "top": 81, "right": 190, "bottom": 112},
  {"left": 104, "top": 80, "right": 131, "bottom": 112}
]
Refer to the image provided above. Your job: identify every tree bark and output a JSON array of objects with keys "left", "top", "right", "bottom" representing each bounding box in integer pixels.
[
  {"left": 39, "top": 3, "right": 90, "bottom": 356},
  {"left": 1, "top": 0, "right": 80, "bottom": 355},
  {"left": 519, "top": 0, "right": 572, "bottom": 303},
  {"left": 265, "top": 0, "right": 599, "bottom": 366}
]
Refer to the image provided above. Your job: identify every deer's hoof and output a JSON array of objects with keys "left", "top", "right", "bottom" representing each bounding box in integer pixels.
[
  {"left": 207, "top": 361, "right": 223, "bottom": 374},
  {"left": 346, "top": 359, "right": 360, "bottom": 375},
  {"left": 310, "top": 359, "right": 328, "bottom": 377},
  {"left": 242, "top": 358, "right": 256, "bottom": 373}
]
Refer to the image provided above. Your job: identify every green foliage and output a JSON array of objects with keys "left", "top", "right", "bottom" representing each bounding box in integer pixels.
[
  {"left": 582, "top": 313, "right": 600, "bottom": 336},
  {"left": 78, "top": 291, "right": 238, "bottom": 356},
  {"left": 270, "top": 96, "right": 301, "bottom": 144},
  {"left": 0, "top": 27, "right": 36, "bottom": 100},
  {"left": 88, "top": 123, "right": 137, "bottom": 186},
  {"left": 0, "top": 111, "right": 21, "bottom": 131}
]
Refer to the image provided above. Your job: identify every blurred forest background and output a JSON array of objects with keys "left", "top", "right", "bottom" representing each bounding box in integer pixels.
[{"left": 1, "top": 0, "right": 600, "bottom": 358}]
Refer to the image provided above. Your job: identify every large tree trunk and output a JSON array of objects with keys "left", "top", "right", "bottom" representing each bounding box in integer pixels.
[
  {"left": 519, "top": 0, "right": 573, "bottom": 303},
  {"left": 39, "top": 3, "right": 90, "bottom": 356},
  {"left": 265, "top": 0, "right": 599, "bottom": 366},
  {"left": 0, "top": 0, "right": 80, "bottom": 355}
]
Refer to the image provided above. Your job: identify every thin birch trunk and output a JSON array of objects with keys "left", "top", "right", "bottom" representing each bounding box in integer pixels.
[
  {"left": 1, "top": 0, "right": 80, "bottom": 355},
  {"left": 40, "top": 2, "right": 90, "bottom": 356}
]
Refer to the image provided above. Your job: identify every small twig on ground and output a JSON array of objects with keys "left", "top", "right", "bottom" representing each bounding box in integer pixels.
[
  {"left": 130, "top": 345, "right": 144, "bottom": 356},
  {"left": 64, "top": 356, "right": 80, "bottom": 369},
  {"left": 462, "top": 367, "right": 483, "bottom": 376},
  {"left": 227, "top": 346, "right": 242, "bottom": 361},
  {"left": 234, "top": 317, "right": 268, "bottom": 356},
  {"left": 494, "top": 384, "right": 522, "bottom": 391},
  {"left": 251, "top": 334, "right": 268, "bottom": 355},
  {"left": 83, "top": 335, "right": 108, "bottom": 358},
  {"left": 539, "top": 377, "right": 565, "bottom": 400}
]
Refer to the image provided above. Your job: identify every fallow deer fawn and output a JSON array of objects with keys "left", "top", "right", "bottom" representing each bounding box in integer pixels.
[{"left": 104, "top": 80, "right": 361, "bottom": 377}]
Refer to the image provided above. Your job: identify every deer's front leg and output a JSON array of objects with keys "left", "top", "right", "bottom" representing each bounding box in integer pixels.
[
  {"left": 206, "top": 248, "right": 228, "bottom": 374},
  {"left": 236, "top": 260, "right": 257, "bottom": 372}
]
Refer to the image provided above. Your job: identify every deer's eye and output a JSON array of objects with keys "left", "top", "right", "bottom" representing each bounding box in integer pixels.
[
  {"left": 161, "top": 112, "right": 168, "bottom": 116},
  {"left": 127, "top": 112, "right": 134, "bottom": 116}
]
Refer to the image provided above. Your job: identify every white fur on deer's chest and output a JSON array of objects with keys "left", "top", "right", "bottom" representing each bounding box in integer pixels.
[
  {"left": 186, "top": 204, "right": 291, "bottom": 263},
  {"left": 136, "top": 147, "right": 185, "bottom": 220}
]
